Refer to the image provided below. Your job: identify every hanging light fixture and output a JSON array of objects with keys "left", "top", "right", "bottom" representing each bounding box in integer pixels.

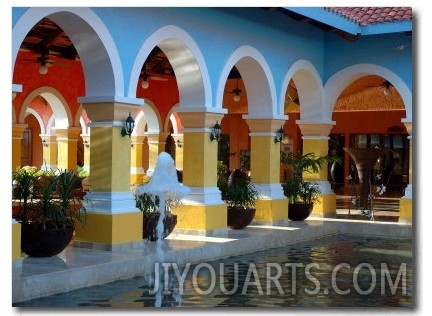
[
  {"left": 39, "top": 62, "right": 49, "bottom": 75},
  {"left": 274, "top": 126, "right": 285, "bottom": 143},
  {"left": 210, "top": 121, "right": 221, "bottom": 142},
  {"left": 141, "top": 74, "right": 150, "bottom": 89},
  {"left": 121, "top": 112, "right": 135, "bottom": 138},
  {"left": 382, "top": 80, "right": 392, "bottom": 96}
]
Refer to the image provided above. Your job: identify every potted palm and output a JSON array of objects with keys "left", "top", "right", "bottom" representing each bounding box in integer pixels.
[
  {"left": 131, "top": 182, "right": 178, "bottom": 241},
  {"left": 218, "top": 168, "right": 261, "bottom": 229},
  {"left": 12, "top": 166, "right": 87, "bottom": 257},
  {"left": 281, "top": 151, "right": 341, "bottom": 221}
]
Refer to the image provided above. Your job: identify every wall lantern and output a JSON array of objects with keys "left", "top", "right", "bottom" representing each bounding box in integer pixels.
[
  {"left": 210, "top": 121, "right": 221, "bottom": 142},
  {"left": 274, "top": 126, "right": 285, "bottom": 143},
  {"left": 121, "top": 112, "right": 135, "bottom": 138},
  {"left": 42, "top": 139, "right": 49, "bottom": 147},
  {"left": 177, "top": 140, "right": 182, "bottom": 148},
  {"left": 84, "top": 140, "right": 90, "bottom": 148}
]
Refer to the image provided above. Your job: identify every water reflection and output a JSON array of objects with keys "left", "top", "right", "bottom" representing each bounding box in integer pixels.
[{"left": 14, "top": 234, "right": 412, "bottom": 308}]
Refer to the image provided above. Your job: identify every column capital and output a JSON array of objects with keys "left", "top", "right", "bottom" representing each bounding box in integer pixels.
[
  {"left": 81, "top": 101, "right": 140, "bottom": 123},
  {"left": 53, "top": 127, "right": 82, "bottom": 140},
  {"left": 402, "top": 120, "right": 412, "bottom": 136},
  {"left": 296, "top": 120, "right": 335, "bottom": 138},
  {"left": 12, "top": 123, "right": 28, "bottom": 138},
  {"left": 130, "top": 135, "right": 146, "bottom": 144},
  {"left": 177, "top": 111, "right": 224, "bottom": 130},
  {"left": 243, "top": 117, "right": 286, "bottom": 134}
]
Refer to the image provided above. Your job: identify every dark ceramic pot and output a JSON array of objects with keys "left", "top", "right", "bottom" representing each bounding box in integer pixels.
[
  {"left": 21, "top": 224, "right": 74, "bottom": 257},
  {"left": 227, "top": 207, "right": 256, "bottom": 229},
  {"left": 288, "top": 203, "right": 313, "bottom": 221},
  {"left": 143, "top": 213, "right": 177, "bottom": 241}
]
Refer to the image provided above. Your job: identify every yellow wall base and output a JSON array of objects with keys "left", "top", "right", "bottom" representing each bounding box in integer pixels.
[
  {"left": 311, "top": 193, "right": 336, "bottom": 217},
  {"left": 255, "top": 198, "right": 288, "bottom": 222},
  {"left": 399, "top": 198, "right": 412, "bottom": 222},
  {"left": 130, "top": 173, "right": 145, "bottom": 185},
  {"left": 12, "top": 222, "right": 22, "bottom": 259},
  {"left": 74, "top": 212, "right": 143, "bottom": 245},
  {"left": 174, "top": 204, "right": 227, "bottom": 231}
]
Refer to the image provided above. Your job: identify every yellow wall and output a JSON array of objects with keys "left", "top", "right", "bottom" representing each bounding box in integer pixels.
[
  {"left": 12, "top": 222, "right": 21, "bottom": 259},
  {"left": 74, "top": 212, "right": 143, "bottom": 244},
  {"left": 174, "top": 204, "right": 227, "bottom": 231}
]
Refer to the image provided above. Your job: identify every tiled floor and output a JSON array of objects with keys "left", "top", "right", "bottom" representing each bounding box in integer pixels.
[{"left": 12, "top": 216, "right": 412, "bottom": 304}]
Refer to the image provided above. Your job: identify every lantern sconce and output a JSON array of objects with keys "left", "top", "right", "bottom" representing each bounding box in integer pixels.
[
  {"left": 274, "top": 126, "right": 285, "bottom": 144},
  {"left": 177, "top": 140, "right": 182, "bottom": 148},
  {"left": 42, "top": 139, "right": 49, "bottom": 147},
  {"left": 121, "top": 112, "right": 135, "bottom": 138},
  {"left": 210, "top": 121, "right": 221, "bottom": 142},
  {"left": 84, "top": 140, "right": 90, "bottom": 148}
]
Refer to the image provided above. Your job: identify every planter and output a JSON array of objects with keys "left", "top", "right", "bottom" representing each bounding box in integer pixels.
[
  {"left": 227, "top": 207, "right": 256, "bottom": 229},
  {"left": 343, "top": 147, "right": 387, "bottom": 208},
  {"left": 21, "top": 224, "right": 74, "bottom": 257},
  {"left": 288, "top": 203, "right": 313, "bottom": 221},
  {"left": 143, "top": 213, "right": 177, "bottom": 241}
]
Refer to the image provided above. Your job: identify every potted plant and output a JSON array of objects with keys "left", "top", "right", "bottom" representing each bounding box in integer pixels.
[
  {"left": 131, "top": 179, "right": 178, "bottom": 241},
  {"left": 12, "top": 166, "right": 87, "bottom": 257},
  {"left": 218, "top": 168, "right": 261, "bottom": 229},
  {"left": 280, "top": 151, "right": 341, "bottom": 221}
]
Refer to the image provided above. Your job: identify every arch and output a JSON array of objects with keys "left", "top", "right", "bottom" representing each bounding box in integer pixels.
[
  {"left": 46, "top": 115, "right": 55, "bottom": 135},
  {"left": 324, "top": 64, "right": 412, "bottom": 122},
  {"left": 76, "top": 105, "right": 90, "bottom": 135},
  {"left": 129, "top": 25, "right": 212, "bottom": 110},
  {"left": 217, "top": 45, "right": 279, "bottom": 118},
  {"left": 79, "top": 116, "right": 88, "bottom": 135},
  {"left": 133, "top": 99, "right": 162, "bottom": 137},
  {"left": 165, "top": 104, "right": 181, "bottom": 134},
  {"left": 20, "top": 87, "right": 72, "bottom": 133},
  {"left": 281, "top": 59, "right": 325, "bottom": 122},
  {"left": 25, "top": 108, "right": 45, "bottom": 135},
  {"left": 12, "top": 7, "right": 123, "bottom": 98}
]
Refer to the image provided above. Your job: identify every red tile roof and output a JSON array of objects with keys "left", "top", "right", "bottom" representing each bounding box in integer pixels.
[{"left": 325, "top": 7, "right": 412, "bottom": 26}]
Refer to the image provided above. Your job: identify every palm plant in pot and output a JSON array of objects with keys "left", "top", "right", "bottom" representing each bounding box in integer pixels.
[
  {"left": 218, "top": 167, "right": 261, "bottom": 229},
  {"left": 280, "top": 151, "right": 341, "bottom": 221},
  {"left": 131, "top": 180, "right": 178, "bottom": 241},
  {"left": 12, "top": 166, "right": 87, "bottom": 257}
]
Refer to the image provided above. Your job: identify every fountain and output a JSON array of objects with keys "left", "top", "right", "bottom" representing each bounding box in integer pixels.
[
  {"left": 343, "top": 147, "right": 387, "bottom": 210},
  {"left": 135, "top": 152, "right": 190, "bottom": 306}
]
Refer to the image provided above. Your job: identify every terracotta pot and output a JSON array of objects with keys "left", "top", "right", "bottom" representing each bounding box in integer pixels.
[
  {"left": 143, "top": 213, "right": 177, "bottom": 241},
  {"left": 227, "top": 207, "right": 256, "bottom": 229},
  {"left": 21, "top": 224, "right": 74, "bottom": 257},
  {"left": 288, "top": 203, "right": 313, "bottom": 221}
]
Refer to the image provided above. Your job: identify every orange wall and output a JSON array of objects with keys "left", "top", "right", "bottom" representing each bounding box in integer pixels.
[
  {"left": 331, "top": 110, "right": 407, "bottom": 134},
  {"left": 13, "top": 51, "right": 85, "bottom": 124},
  {"left": 136, "top": 75, "right": 180, "bottom": 130}
]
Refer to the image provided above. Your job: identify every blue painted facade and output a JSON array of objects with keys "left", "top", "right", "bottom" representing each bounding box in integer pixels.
[{"left": 13, "top": 7, "right": 412, "bottom": 122}]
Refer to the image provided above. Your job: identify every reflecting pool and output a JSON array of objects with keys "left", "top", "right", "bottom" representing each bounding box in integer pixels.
[{"left": 14, "top": 234, "right": 412, "bottom": 308}]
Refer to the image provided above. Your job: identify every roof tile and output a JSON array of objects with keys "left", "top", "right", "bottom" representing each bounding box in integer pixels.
[{"left": 325, "top": 7, "right": 412, "bottom": 26}]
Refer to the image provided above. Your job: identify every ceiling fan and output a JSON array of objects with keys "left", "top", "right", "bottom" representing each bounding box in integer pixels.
[
  {"left": 19, "top": 49, "right": 71, "bottom": 75},
  {"left": 225, "top": 78, "right": 242, "bottom": 102},
  {"left": 366, "top": 80, "right": 393, "bottom": 96},
  {"left": 140, "top": 63, "right": 168, "bottom": 89}
]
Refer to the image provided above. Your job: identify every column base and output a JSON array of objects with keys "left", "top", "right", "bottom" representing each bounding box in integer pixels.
[
  {"left": 74, "top": 211, "right": 143, "bottom": 247},
  {"left": 254, "top": 198, "right": 288, "bottom": 222},
  {"left": 174, "top": 203, "right": 227, "bottom": 232},
  {"left": 12, "top": 220, "right": 22, "bottom": 259},
  {"left": 399, "top": 197, "right": 412, "bottom": 224},
  {"left": 311, "top": 193, "right": 336, "bottom": 218}
]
